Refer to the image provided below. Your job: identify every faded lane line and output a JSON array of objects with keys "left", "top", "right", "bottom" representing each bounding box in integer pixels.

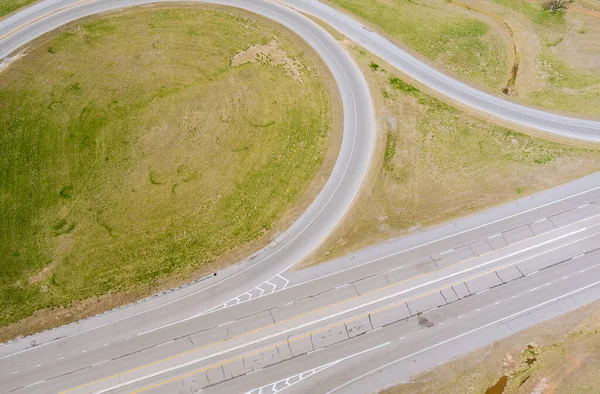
[{"left": 75, "top": 230, "right": 600, "bottom": 393}]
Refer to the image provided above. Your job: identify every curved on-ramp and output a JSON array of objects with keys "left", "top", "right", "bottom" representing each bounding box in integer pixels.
[
  {"left": 286, "top": 0, "right": 600, "bottom": 141},
  {"left": 0, "top": 0, "right": 373, "bottom": 355},
  {"left": 2, "top": 0, "right": 600, "bottom": 362}
]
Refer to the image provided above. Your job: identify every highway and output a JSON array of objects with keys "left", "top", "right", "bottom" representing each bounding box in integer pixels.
[{"left": 2, "top": 0, "right": 600, "bottom": 393}]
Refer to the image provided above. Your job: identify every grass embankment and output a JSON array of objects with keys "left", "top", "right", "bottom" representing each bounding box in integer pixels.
[
  {"left": 0, "top": 0, "right": 37, "bottom": 18},
  {"left": 488, "top": 0, "right": 600, "bottom": 115},
  {"left": 0, "top": 6, "right": 336, "bottom": 336},
  {"left": 325, "top": 0, "right": 510, "bottom": 91},
  {"left": 382, "top": 297, "right": 600, "bottom": 394},
  {"left": 325, "top": 0, "right": 600, "bottom": 116},
  {"left": 308, "top": 45, "right": 600, "bottom": 264}
]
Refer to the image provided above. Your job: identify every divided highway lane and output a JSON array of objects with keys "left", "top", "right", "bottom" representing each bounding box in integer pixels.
[
  {"left": 5, "top": 180, "right": 600, "bottom": 392},
  {"left": 2, "top": 171, "right": 600, "bottom": 378},
  {"left": 283, "top": 0, "right": 600, "bottom": 141}
]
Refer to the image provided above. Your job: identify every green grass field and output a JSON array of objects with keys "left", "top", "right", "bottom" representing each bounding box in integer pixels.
[
  {"left": 325, "top": 0, "right": 509, "bottom": 91},
  {"left": 0, "top": 6, "right": 333, "bottom": 328}
]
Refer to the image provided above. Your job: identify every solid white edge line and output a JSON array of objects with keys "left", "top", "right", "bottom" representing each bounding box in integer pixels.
[{"left": 326, "top": 278, "right": 600, "bottom": 393}]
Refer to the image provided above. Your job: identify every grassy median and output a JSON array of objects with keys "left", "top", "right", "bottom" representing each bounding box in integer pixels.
[{"left": 0, "top": 5, "right": 336, "bottom": 332}]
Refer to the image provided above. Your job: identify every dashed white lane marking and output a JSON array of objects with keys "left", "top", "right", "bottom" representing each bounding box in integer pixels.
[
  {"left": 25, "top": 380, "right": 44, "bottom": 388},
  {"left": 512, "top": 295, "right": 518, "bottom": 298},
  {"left": 58, "top": 356, "right": 65, "bottom": 360},
  {"left": 92, "top": 360, "right": 110, "bottom": 367},
  {"left": 440, "top": 249, "right": 454, "bottom": 255},
  {"left": 475, "top": 308, "right": 482, "bottom": 312},
  {"left": 578, "top": 204, "right": 591, "bottom": 209},
  {"left": 574, "top": 254, "right": 585, "bottom": 259},
  {"left": 327, "top": 277, "right": 600, "bottom": 394},
  {"left": 489, "top": 233, "right": 502, "bottom": 239},
  {"left": 389, "top": 265, "right": 404, "bottom": 272},
  {"left": 156, "top": 340, "right": 173, "bottom": 347},
  {"left": 35, "top": 363, "right": 41, "bottom": 367},
  {"left": 218, "top": 321, "right": 234, "bottom": 327},
  {"left": 125, "top": 336, "right": 131, "bottom": 340},
  {"left": 12, "top": 370, "right": 19, "bottom": 374},
  {"left": 245, "top": 343, "right": 389, "bottom": 394},
  {"left": 530, "top": 282, "right": 552, "bottom": 292}
]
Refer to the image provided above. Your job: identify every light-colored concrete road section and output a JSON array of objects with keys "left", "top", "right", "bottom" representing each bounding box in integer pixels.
[
  {"left": 284, "top": 0, "right": 600, "bottom": 141},
  {"left": 3, "top": 172, "right": 600, "bottom": 393},
  {"left": 3, "top": 1, "right": 600, "bottom": 393}
]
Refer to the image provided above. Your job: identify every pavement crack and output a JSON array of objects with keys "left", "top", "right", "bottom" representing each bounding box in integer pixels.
[
  {"left": 516, "top": 266, "right": 525, "bottom": 277},
  {"left": 309, "top": 334, "right": 315, "bottom": 351},
  {"left": 451, "top": 285, "right": 460, "bottom": 300},
  {"left": 286, "top": 335, "right": 294, "bottom": 356},
  {"left": 405, "top": 302, "right": 413, "bottom": 316},
  {"left": 188, "top": 335, "right": 194, "bottom": 346},
  {"left": 351, "top": 282, "right": 360, "bottom": 296},
  {"left": 430, "top": 255, "right": 439, "bottom": 269},
  {"left": 268, "top": 309, "right": 276, "bottom": 324},
  {"left": 439, "top": 290, "right": 448, "bottom": 304},
  {"left": 495, "top": 270, "right": 505, "bottom": 284},
  {"left": 368, "top": 313, "right": 375, "bottom": 330},
  {"left": 463, "top": 281, "right": 473, "bottom": 295}
]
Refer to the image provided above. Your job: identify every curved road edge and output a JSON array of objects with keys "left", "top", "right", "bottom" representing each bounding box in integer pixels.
[
  {"left": 0, "top": 0, "right": 374, "bottom": 357},
  {"left": 284, "top": 0, "right": 600, "bottom": 141}
]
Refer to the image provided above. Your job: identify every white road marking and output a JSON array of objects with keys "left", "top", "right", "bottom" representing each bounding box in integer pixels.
[
  {"left": 25, "top": 380, "right": 45, "bottom": 388},
  {"left": 326, "top": 278, "right": 600, "bottom": 393},
  {"left": 245, "top": 342, "right": 389, "bottom": 394},
  {"left": 96, "top": 225, "right": 600, "bottom": 393},
  {"left": 389, "top": 265, "right": 404, "bottom": 272}
]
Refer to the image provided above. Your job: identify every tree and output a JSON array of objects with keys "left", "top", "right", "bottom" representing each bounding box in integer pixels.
[{"left": 546, "top": 0, "right": 572, "bottom": 13}]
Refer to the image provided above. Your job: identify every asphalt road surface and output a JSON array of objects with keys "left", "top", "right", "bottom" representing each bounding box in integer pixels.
[{"left": 2, "top": 0, "right": 600, "bottom": 393}]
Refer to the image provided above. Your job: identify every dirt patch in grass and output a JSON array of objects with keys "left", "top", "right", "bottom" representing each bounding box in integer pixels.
[
  {"left": 323, "top": 0, "right": 600, "bottom": 116},
  {"left": 0, "top": 4, "right": 341, "bottom": 339},
  {"left": 304, "top": 39, "right": 600, "bottom": 265},
  {"left": 381, "top": 298, "right": 600, "bottom": 394}
]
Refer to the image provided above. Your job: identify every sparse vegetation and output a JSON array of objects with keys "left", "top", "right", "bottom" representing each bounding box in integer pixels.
[
  {"left": 325, "top": 0, "right": 600, "bottom": 116},
  {"left": 546, "top": 0, "right": 573, "bottom": 13},
  {"left": 308, "top": 46, "right": 600, "bottom": 264},
  {"left": 0, "top": 6, "right": 335, "bottom": 330},
  {"left": 382, "top": 298, "right": 600, "bottom": 394},
  {"left": 325, "top": 0, "right": 509, "bottom": 90}
]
